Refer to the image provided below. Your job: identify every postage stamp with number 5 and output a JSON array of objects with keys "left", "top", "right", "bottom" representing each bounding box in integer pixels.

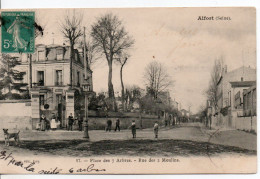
[{"left": 1, "top": 11, "right": 35, "bottom": 53}]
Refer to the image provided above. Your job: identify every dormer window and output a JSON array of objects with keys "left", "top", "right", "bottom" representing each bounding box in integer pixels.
[
  {"left": 57, "top": 48, "right": 63, "bottom": 60},
  {"left": 38, "top": 51, "right": 45, "bottom": 61}
]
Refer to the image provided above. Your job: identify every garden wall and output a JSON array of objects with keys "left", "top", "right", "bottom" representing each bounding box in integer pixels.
[{"left": 0, "top": 100, "right": 32, "bottom": 130}]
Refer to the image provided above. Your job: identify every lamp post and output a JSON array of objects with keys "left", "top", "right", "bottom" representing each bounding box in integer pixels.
[
  {"left": 208, "top": 106, "right": 212, "bottom": 129},
  {"left": 82, "top": 83, "right": 91, "bottom": 139}
]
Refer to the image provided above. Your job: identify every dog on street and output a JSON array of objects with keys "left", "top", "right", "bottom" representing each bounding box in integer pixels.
[{"left": 3, "top": 129, "right": 20, "bottom": 146}]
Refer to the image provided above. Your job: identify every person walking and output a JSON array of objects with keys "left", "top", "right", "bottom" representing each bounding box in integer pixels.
[
  {"left": 115, "top": 118, "right": 120, "bottom": 132},
  {"left": 130, "top": 120, "right": 136, "bottom": 138},
  {"left": 40, "top": 114, "right": 46, "bottom": 131},
  {"left": 154, "top": 121, "right": 159, "bottom": 138},
  {"left": 77, "top": 114, "right": 83, "bottom": 131},
  {"left": 106, "top": 119, "right": 112, "bottom": 132},
  {"left": 68, "top": 113, "right": 74, "bottom": 131}
]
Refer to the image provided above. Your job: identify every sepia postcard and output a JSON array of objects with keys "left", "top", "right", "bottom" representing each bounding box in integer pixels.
[{"left": 0, "top": 7, "right": 257, "bottom": 174}]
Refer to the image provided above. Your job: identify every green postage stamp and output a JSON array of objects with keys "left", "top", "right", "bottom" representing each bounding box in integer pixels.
[{"left": 1, "top": 11, "right": 35, "bottom": 53}]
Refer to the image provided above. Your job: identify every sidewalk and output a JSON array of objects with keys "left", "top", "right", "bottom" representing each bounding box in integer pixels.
[{"left": 198, "top": 124, "right": 257, "bottom": 151}]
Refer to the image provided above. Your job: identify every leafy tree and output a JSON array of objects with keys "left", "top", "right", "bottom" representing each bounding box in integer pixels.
[
  {"left": 0, "top": 54, "right": 28, "bottom": 99},
  {"left": 125, "top": 85, "right": 142, "bottom": 111}
]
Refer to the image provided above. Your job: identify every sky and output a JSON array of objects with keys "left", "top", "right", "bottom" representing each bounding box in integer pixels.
[{"left": 34, "top": 7, "right": 256, "bottom": 113}]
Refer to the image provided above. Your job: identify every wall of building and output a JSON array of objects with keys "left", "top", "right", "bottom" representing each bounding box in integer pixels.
[
  {"left": 0, "top": 100, "right": 32, "bottom": 130},
  {"left": 235, "top": 116, "right": 257, "bottom": 133},
  {"left": 211, "top": 114, "right": 257, "bottom": 133},
  {"left": 217, "top": 67, "right": 256, "bottom": 110}
]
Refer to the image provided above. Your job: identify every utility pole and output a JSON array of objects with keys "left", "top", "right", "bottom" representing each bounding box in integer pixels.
[
  {"left": 83, "top": 27, "right": 89, "bottom": 139},
  {"left": 29, "top": 54, "right": 32, "bottom": 89}
]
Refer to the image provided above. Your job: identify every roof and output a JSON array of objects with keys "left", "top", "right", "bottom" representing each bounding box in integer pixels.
[
  {"left": 243, "top": 84, "right": 256, "bottom": 95},
  {"left": 217, "top": 66, "right": 256, "bottom": 86},
  {"left": 230, "top": 81, "right": 256, "bottom": 88}
]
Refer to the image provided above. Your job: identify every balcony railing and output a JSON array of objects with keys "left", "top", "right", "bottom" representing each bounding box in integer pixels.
[
  {"left": 55, "top": 82, "right": 63, "bottom": 86},
  {"left": 33, "top": 80, "right": 44, "bottom": 87}
]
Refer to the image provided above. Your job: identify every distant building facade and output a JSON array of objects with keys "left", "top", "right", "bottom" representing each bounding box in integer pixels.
[
  {"left": 230, "top": 81, "right": 256, "bottom": 117},
  {"left": 216, "top": 66, "right": 256, "bottom": 114},
  {"left": 212, "top": 66, "right": 256, "bottom": 129},
  {"left": 243, "top": 85, "right": 256, "bottom": 117}
]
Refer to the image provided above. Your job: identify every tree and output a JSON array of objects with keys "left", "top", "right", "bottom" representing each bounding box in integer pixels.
[
  {"left": 144, "top": 61, "right": 174, "bottom": 99},
  {"left": 0, "top": 54, "right": 28, "bottom": 99},
  {"left": 60, "top": 10, "right": 83, "bottom": 86},
  {"left": 91, "top": 13, "right": 134, "bottom": 100},
  {"left": 206, "top": 57, "right": 224, "bottom": 111},
  {"left": 115, "top": 53, "right": 130, "bottom": 111},
  {"left": 125, "top": 85, "right": 142, "bottom": 111}
]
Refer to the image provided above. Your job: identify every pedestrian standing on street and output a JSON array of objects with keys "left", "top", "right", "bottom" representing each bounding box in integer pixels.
[
  {"left": 129, "top": 120, "right": 136, "bottom": 138},
  {"left": 154, "top": 121, "right": 159, "bottom": 138},
  {"left": 50, "top": 114, "right": 57, "bottom": 131},
  {"left": 40, "top": 114, "right": 46, "bottom": 131},
  {"left": 165, "top": 119, "right": 168, "bottom": 127},
  {"left": 68, "top": 113, "right": 74, "bottom": 131},
  {"left": 77, "top": 114, "right": 83, "bottom": 131},
  {"left": 106, "top": 119, "right": 112, "bottom": 132},
  {"left": 172, "top": 116, "right": 176, "bottom": 126},
  {"left": 115, "top": 118, "right": 120, "bottom": 132},
  {"left": 46, "top": 116, "right": 50, "bottom": 131}
]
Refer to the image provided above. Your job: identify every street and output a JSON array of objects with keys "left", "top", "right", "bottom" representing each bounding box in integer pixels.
[{"left": 0, "top": 123, "right": 256, "bottom": 157}]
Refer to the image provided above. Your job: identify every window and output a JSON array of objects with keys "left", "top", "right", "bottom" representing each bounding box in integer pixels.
[
  {"left": 38, "top": 51, "right": 45, "bottom": 61},
  {"left": 77, "top": 71, "right": 80, "bottom": 86},
  {"left": 37, "top": 71, "right": 44, "bottom": 86},
  {"left": 22, "top": 71, "right": 27, "bottom": 83},
  {"left": 39, "top": 95, "right": 45, "bottom": 106},
  {"left": 55, "top": 70, "right": 63, "bottom": 86},
  {"left": 57, "top": 49, "right": 63, "bottom": 60}
]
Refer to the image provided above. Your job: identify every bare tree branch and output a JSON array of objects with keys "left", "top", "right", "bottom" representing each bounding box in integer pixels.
[
  {"left": 144, "top": 61, "right": 174, "bottom": 99},
  {"left": 59, "top": 10, "right": 84, "bottom": 86},
  {"left": 205, "top": 56, "right": 225, "bottom": 110},
  {"left": 91, "top": 13, "right": 134, "bottom": 100}
]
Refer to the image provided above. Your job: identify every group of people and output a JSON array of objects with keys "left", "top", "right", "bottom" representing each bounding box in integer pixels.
[
  {"left": 67, "top": 113, "right": 83, "bottom": 131},
  {"left": 165, "top": 115, "right": 180, "bottom": 127},
  {"left": 39, "top": 114, "right": 60, "bottom": 131},
  {"left": 106, "top": 118, "right": 120, "bottom": 132},
  {"left": 106, "top": 118, "right": 159, "bottom": 139},
  {"left": 38, "top": 113, "right": 84, "bottom": 132},
  {"left": 39, "top": 114, "right": 160, "bottom": 138}
]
